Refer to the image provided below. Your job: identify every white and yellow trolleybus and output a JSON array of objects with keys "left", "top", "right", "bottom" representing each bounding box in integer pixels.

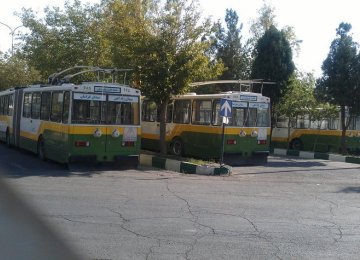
[
  {"left": 141, "top": 80, "right": 272, "bottom": 165},
  {"left": 0, "top": 66, "right": 141, "bottom": 165}
]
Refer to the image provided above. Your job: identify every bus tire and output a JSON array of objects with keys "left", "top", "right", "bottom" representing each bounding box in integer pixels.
[
  {"left": 37, "top": 137, "right": 46, "bottom": 161},
  {"left": 171, "top": 138, "right": 183, "bottom": 156},
  {"left": 290, "top": 138, "right": 303, "bottom": 151},
  {"left": 6, "top": 130, "right": 11, "bottom": 148}
]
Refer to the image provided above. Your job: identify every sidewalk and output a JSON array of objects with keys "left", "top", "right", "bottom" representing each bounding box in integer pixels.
[
  {"left": 139, "top": 153, "right": 231, "bottom": 175},
  {"left": 273, "top": 148, "right": 360, "bottom": 164}
]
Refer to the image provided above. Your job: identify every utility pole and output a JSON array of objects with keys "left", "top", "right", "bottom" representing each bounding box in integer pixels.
[{"left": 0, "top": 21, "right": 24, "bottom": 56}]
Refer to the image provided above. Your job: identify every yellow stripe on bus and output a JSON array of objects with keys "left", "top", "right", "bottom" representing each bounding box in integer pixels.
[
  {"left": 143, "top": 125, "right": 271, "bottom": 140},
  {"left": 20, "top": 121, "right": 141, "bottom": 141}
]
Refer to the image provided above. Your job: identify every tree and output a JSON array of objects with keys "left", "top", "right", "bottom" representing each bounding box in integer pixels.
[
  {"left": 251, "top": 25, "right": 295, "bottom": 122},
  {"left": 249, "top": 1, "right": 301, "bottom": 57},
  {"left": 19, "top": 0, "right": 106, "bottom": 80},
  {"left": 316, "top": 22, "right": 360, "bottom": 154},
  {"left": 213, "top": 9, "right": 251, "bottom": 81},
  {"left": 103, "top": 0, "right": 223, "bottom": 154},
  {"left": 275, "top": 73, "right": 315, "bottom": 147},
  {"left": 0, "top": 54, "right": 41, "bottom": 90},
  {"left": 276, "top": 72, "right": 338, "bottom": 151}
]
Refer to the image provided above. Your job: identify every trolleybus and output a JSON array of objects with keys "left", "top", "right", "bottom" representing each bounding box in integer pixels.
[
  {"left": 0, "top": 66, "right": 141, "bottom": 165},
  {"left": 272, "top": 113, "right": 360, "bottom": 154},
  {"left": 141, "top": 80, "right": 271, "bottom": 165}
]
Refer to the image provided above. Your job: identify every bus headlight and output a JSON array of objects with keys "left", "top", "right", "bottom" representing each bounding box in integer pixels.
[
  {"left": 94, "top": 128, "right": 102, "bottom": 138},
  {"left": 112, "top": 129, "right": 120, "bottom": 138},
  {"left": 251, "top": 130, "right": 258, "bottom": 137},
  {"left": 239, "top": 130, "right": 246, "bottom": 137}
]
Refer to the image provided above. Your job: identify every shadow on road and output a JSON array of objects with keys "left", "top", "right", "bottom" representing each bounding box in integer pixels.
[
  {"left": 337, "top": 186, "right": 360, "bottom": 193},
  {"left": 0, "top": 145, "right": 138, "bottom": 179}
]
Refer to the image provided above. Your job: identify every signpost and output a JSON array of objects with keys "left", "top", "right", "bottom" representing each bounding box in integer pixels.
[{"left": 219, "top": 99, "right": 232, "bottom": 165}]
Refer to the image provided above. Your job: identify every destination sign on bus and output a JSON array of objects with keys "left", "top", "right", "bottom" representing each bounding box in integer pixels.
[
  {"left": 108, "top": 95, "right": 139, "bottom": 103},
  {"left": 249, "top": 102, "right": 269, "bottom": 109},
  {"left": 240, "top": 95, "right": 257, "bottom": 101},
  {"left": 74, "top": 93, "right": 106, "bottom": 101},
  {"left": 232, "top": 101, "right": 248, "bottom": 108},
  {"left": 94, "top": 86, "right": 121, "bottom": 93}
]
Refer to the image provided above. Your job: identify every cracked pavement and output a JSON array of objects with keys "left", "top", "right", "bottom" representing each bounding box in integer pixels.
[{"left": 2, "top": 152, "right": 360, "bottom": 259}]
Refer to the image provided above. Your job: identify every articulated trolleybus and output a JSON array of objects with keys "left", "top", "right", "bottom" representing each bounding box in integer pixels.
[
  {"left": 141, "top": 80, "right": 271, "bottom": 165},
  {"left": 0, "top": 66, "right": 141, "bottom": 165}
]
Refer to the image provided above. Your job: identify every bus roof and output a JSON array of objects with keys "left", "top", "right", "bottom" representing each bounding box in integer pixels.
[{"left": 173, "top": 91, "right": 270, "bottom": 103}]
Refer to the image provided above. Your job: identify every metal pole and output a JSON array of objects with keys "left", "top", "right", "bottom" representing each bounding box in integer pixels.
[
  {"left": 220, "top": 121, "right": 225, "bottom": 166},
  {"left": 0, "top": 22, "right": 24, "bottom": 56}
]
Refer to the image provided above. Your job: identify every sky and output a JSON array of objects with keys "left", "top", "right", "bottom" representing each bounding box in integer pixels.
[{"left": 1, "top": 0, "right": 359, "bottom": 78}]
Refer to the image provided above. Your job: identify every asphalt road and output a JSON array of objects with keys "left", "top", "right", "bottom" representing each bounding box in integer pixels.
[{"left": 1, "top": 144, "right": 360, "bottom": 259}]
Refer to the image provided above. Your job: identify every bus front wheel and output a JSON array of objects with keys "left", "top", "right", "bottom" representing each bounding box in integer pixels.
[
  {"left": 171, "top": 138, "right": 183, "bottom": 156},
  {"left": 37, "top": 137, "right": 46, "bottom": 161},
  {"left": 290, "top": 138, "right": 303, "bottom": 151}
]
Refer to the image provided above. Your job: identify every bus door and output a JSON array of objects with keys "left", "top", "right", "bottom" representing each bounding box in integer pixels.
[{"left": 19, "top": 92, "right": 42, "bottom": 152}]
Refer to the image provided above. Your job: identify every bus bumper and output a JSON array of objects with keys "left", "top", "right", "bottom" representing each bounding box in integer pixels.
[{"left": 223, "top": 151, "right": 269, "bottom": 166}]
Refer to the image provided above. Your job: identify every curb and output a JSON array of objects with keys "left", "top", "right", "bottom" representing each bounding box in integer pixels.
[
  {"left": 273, "top": 148, "right": 360, "bottom": 165},
  {"left": 139, "top": 154, "right": 232, "bottom": 175}
]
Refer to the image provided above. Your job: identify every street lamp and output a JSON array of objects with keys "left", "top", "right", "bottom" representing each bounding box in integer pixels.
[{"left": 0, "top": 21, "right": 24, "bottom": 56}]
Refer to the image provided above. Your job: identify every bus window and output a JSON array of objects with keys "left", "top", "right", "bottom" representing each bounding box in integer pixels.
[
  {"left": 166, "top": 103, "right": 173, "bottom": 123},
  {"left": 192, "top": 100, "right": 211, "bottom": 125},
  {"left": 212, "top": 100, "right": 222, "bottom": 126},
  {"left": 230, "top": 101, "right": 247, "bottom": 126},
  {"left": 328, "top": 118, "right": 340, "bottom": 130},
  {"left": 31, "top": 93, "right": 41, "bottom": 119},
  {"left": 8, "top": 94, "right": 14, "bottom": 116},
  {"left": 142, "top": 101, "right": 157, "bottom": 122},
  {"left": 62, "top": 91, "right": 70, "bottom": 124},
  {"left": 108, "top": 95, "right": 140, "bottom": 125},
  {"left": 257, "top": 107, "right": 270, "bottom": 127},
  {"left": 246, "top": 107, "right": 257, "bottom": 127},
  {"left": 173, "top": 100, "right": 190, "bottom": 124},
  {"left": 3, "top": 95, "right": 9, "bottom": 116},
  {"left": 356, "top": 116, "right": 360, "bottom": 130},
  {"left": 40, "top": 92, "right": 51, "bottom": 121},
  {"left": 23, "top": 93, "right": 32, "bottom": 118},
  {"left": 296, "top": 115, "right": 310, "bottom": 129},
  {"left": 50, "top": 92, "right": 63, "bottom": 123}
]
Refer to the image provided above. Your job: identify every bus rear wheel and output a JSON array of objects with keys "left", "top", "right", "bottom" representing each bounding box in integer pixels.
[
  {"left": 171, "top": 138, "right": 183, "bottom": 156},
  {"left": 37, "top": 137, "right": 46, "bottom": 161},
  {"left": 290, "top": 138, "right": 303, "bottom": 151}
]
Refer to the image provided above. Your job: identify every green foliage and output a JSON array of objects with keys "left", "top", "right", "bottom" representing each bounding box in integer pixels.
[
  {"left": 251, "top": 25, "right": 295, "bottom": 109},
  {"left": 102, "top": 0, "right": 222, "bottom": 154},
  {"left": 19, "top": 0, "right": 107, "bottom": 79},
  {"left": 103, "top": 0, "right": 222, "bottom": 103},
  {"left": 276, "top": 72, "right": 338, "bottom": 125},
  {"left": 0, "top": 54, "right": 41, "bottom": 90},
  {"left": 249, "top": 2, "right": 301, "bottom": 57},
  {"left": 316, "top": 22, "right": 360, "bottom": 154},
  {"left": 316, "top": 23, "right": 359, "bottom": 112},
  {"left": 212, "top": 9, "right": 251, "bottom": 81},
  {"left": 275, "top": 73, "right": 315, "bottom": 122}
]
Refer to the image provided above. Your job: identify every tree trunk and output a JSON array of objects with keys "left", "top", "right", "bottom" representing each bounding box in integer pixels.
[
  {"left": 287, "top": 116, "right": 291, "bottom": 149},
  {"left": 340, "top": 106, "right": 347, "bottom": 155},
  {"left": 159, "top": 99, "right": 169, "bottom": 155}
]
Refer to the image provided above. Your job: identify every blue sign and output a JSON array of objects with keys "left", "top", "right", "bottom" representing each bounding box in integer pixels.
[{"left": 220, "top": 98, "right": 232, "bottom": 117}]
